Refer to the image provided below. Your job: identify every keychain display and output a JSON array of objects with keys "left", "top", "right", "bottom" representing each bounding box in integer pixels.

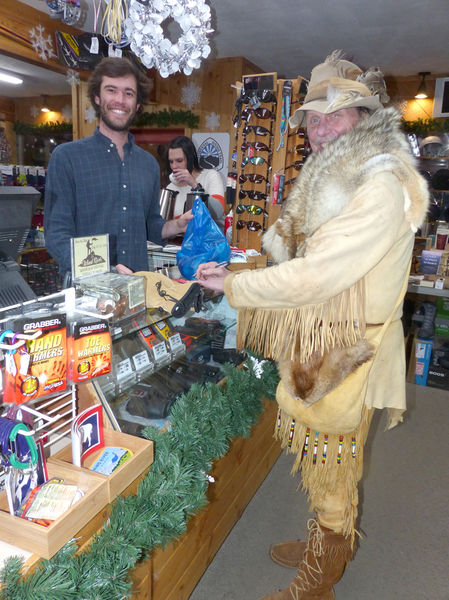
[{"left": 0, "top": 416, "right": 40, "bottom": 515}]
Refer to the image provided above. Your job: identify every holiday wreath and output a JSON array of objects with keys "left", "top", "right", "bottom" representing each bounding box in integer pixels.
[{"left": 124, "top": 0, "right": 213, "bottom": 78}]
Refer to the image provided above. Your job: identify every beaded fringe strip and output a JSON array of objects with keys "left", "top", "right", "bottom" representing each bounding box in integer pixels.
[{"left": 275, "top": 406, "right": 373, "bottom": 540}]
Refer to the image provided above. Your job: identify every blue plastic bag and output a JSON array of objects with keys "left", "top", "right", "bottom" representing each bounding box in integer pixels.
[{"left": 177, "top": 197, "right": 231, "bottom": 280}]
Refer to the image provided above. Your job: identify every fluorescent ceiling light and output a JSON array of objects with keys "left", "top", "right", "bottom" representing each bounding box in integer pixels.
[{"left": 0, "top": 72, "right": 23, "bottom": 85}]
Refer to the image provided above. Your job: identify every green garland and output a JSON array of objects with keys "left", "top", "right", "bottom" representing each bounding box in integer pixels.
[
  {"left": 402, "top": 117, "right": 449, "bottom": 136},
  {"left": 12, "top": 108, "right": 199, "bottom": 139},
  {"left": 13, "top": 121, "right": 73, "bottom": 135},
  {"left": 0, "top": 358, "right": 279, "bottom": 600},
  {"left": 133, "top": 108, "right": 199, "bottom": 129}
]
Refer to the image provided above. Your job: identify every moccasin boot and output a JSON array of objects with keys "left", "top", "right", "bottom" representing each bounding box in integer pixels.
[
  {"left": 261, "top": 520, "right": 353, "bottom": 600},
  {"left": 269, "top": 540, "right": 306, "bottom": 568},
  {"left": 134, "top": 271, "right": 203, "bottom": 318}
]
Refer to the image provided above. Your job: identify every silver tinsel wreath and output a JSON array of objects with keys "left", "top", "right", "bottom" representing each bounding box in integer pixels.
[{"left": 124, "top": 0, "right": 213, "bottom": 78}]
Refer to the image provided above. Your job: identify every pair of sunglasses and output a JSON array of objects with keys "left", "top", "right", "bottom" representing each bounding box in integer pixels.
[
  {"left": 239, "top": 189, "right": 267, "bottom": 201},
  {"left": 241, "top": 107, "right": 274, "bottom": 121},
  {"left": 287, "top": 145, "right": 307, "bottom": 155},
  {"left": 236, "top": 219, "right": 263, "bottom": 231},
  {"left": 285, "top": 160, "right": 304, "bottom": 171},
  {"left": 238, "top": 173, "right": 267, "bottom": 184},
  {"left": 241, "top": 156, "right": 268, "bottom": 167},
  {"left": 236, "top": 204, "right": 268, "bottom": 216},
  {"left": 241, "top": 141, "right": 271, "bottom": 153},
  {"left": 240, "top": 90, "right": 277, "bottom": 104},
  {"left": 288, "top": 129, "right": 306, "bottom": 138},
  {"left": 242, "top": 125, "right": 271, "bottom": 137}
]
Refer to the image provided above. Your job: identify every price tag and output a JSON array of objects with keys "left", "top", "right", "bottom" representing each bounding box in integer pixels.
[
  {"left": 152, "top": 341, "right": 170, "bottom": 363},
  {"left": 90, "top": 35, "right": 99, "bottom": 54},
  {"left": 132, "top": 350, "right": 151, "bottom": 371},
  {"left": 168, "top": 333, "right": 184, "bottom": 353},
  {"left": 116, "top": 358, "right": 133, "bottom": 382},
  {"left": 5, "top": 353, "right": 16, "bottom": 376},
  {"left": 19, "top": 351, "right": 30, "bottom": 376}
]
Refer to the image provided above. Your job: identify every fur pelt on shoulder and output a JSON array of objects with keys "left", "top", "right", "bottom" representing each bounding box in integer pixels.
[
  {"left": 261, "top": 107, "right": 429, "bottom": 405},
  {"left": 263, "top": 106, "right": 429, "bottom": 263}
]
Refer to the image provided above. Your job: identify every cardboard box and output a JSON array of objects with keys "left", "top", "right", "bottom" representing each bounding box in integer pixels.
[
  {"left": 227, "top": 254, "right": 268, "bottom": 272},
  {"left": 49, "top": 429, "right": 154, "bottom": 503},
  {"left": 0, "top": 461, "right": 108, "bottom": 559},
  {"left": 414, "top": 338, "right": 433, "bottom": 385}
]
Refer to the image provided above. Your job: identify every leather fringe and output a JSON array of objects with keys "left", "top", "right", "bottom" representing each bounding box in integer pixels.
[
  {"left": 236, "top": 280, "right": 366, "bottom": 363},
  {"left": 274, "top": 406, "right": 373, "bottom": 541}
]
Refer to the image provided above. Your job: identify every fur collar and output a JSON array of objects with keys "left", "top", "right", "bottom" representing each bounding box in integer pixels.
[{"left": 263, "top": 107, "right": 429, "bottom": 262}]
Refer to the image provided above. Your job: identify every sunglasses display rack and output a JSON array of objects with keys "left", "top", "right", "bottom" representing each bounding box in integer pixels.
[{"left": 230, "top": 75, "right": 309, "bottom": 253}]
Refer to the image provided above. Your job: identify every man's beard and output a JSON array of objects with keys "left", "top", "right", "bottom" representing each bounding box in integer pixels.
[{"left": 99, "top": 104, "right": 137, "bottom": 132}]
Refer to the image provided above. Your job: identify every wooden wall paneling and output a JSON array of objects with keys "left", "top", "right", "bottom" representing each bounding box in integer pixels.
[
  {"left": 0, "top": 97, "right": 15, "bottom": 121},
  {"left": 14, "top": 95, "right": 71, "bottom": 124}
]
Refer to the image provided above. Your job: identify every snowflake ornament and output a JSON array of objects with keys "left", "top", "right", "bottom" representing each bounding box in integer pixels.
[
  {"left": 205, "top": 112, "right": 220, "bottom": 131},
  {"left": 30, "top": 105, "right": 40, "bottom": 118},
  {"left": 85, "top": 106, "right": 97, "bottom": 123},
  {"left": 66, "top": 69, "right": 80, "bottom": 87},
  {"left": 124, "top": 0, "right": 213, "bottom": 78},
  {"left": 181, "top": 81, "right": 201, "bottom": 109},
  {"left": 29, "top": 25, "right": 57, "bottom": 62},
  {"left": 61, "top": 104, "right": 72, "bottom": 122}
]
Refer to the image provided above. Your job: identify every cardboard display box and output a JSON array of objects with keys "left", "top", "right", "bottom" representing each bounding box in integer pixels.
[
  {"left": 49, "top": 429, "right": 154, "bottom": 503},
  {"left": 0, "top": 461, "right": 109, "bottom": 559}
]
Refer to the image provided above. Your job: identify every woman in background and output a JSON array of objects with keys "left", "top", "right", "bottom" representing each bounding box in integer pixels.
[{"left": 166, "top": 136, "right": 225, "bottom": 229}]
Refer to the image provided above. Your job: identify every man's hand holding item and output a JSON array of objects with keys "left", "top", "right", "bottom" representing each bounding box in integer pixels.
[
  {"left": 161, "top": 209, "right": 194, "bottom": 239},
  {"left": 116, "top": 263, "right": 134, "bottom": 274},
  {"left": 196, "top": 261, "right": 228, "bottom": 292}
]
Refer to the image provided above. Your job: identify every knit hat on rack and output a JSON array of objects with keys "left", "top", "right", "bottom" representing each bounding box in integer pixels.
[{"left": 289, "top": 50, "right": 389, "bottom": 128}]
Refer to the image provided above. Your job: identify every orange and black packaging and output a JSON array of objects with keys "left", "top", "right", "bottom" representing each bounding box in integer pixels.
[
  {"left": 68, "top": 318, "right": 111, "bottom": 383},
  {"left": 3, "top": 312, "right": 67, "bottom": 404}
]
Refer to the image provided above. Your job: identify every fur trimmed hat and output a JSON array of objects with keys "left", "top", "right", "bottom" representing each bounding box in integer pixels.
[{"left": 290, "top": 50, "right": 389, "bottom": 127}]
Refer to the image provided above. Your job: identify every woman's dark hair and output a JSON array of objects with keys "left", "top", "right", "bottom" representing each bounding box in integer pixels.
[
  {"left": 166, "top": 136, "right": 201, "bottom": 174},
  {"left": 87, "top": 57, "right": 152, "bottom": 117}
]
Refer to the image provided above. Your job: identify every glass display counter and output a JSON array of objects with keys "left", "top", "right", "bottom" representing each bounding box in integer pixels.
[{"left": 91, "top": 293, "right": 244, "bottom": 437}]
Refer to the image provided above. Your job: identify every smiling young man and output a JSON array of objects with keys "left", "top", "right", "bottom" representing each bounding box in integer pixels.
[
  {"left": 197, "top": 51, "right": 429, "bottom": 599},
  {"left": 44, "top": 58, "right": 191, "bottom": 279}
]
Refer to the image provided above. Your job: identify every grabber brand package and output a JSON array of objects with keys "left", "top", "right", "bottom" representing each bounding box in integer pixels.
[
  {"left": 69, "top": 318, "right": 111, "bottom": 382},
  {"left": 3, "top": 312, "right": 67, "bottom": 404}
]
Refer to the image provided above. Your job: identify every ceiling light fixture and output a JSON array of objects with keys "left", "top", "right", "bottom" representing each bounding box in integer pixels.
[
  {"left": 415, "top": 71, "right": 430, "bottom": 99},
  {"left": 0, "top": 71, "right": 23, "bottom": 85},
  {"left": 41, "top": 95, "right": 51, "bottom": 113}
]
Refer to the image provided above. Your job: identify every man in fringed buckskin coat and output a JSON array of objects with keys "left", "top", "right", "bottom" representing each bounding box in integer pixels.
[{"left": 197, "top": 51, "right": 429, "bottom": 600}]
